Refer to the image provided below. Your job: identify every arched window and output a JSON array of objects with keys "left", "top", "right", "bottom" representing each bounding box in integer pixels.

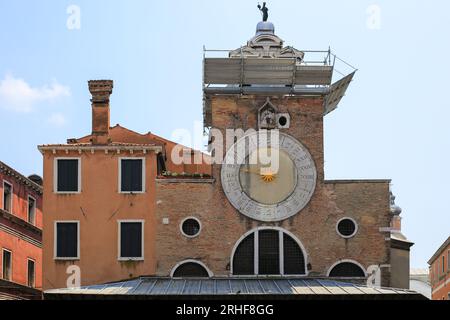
[
  {"left": 328, "top": 261, "right": 366, "bottom": 278},
  {"left": 171, "top": 260, "right": 211, "bottom": 278},
  {"left": 232, "top": 228, "right": 307, "bottom": 276}
]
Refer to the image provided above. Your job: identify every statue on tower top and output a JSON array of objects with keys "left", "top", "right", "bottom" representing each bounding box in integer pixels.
[{"left": 257, "top": 2, "right": 269, "bottom": 22}]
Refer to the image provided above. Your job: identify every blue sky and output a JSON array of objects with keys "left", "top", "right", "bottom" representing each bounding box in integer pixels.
[{"left": 0, "top": 0, "right": 449, "bottom": 268}]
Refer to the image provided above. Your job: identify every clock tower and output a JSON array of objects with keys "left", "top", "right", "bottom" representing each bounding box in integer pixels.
[
  {"left": 204, "top": 19, "right": 354, "bottom": 222},
  {"left": 154, "top": 9, "right": 412, "bottom": 289}
]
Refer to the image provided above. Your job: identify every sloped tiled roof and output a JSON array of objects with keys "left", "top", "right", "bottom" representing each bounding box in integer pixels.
[{"left": 45, "top": 277, "right": 425, "bottom": 300}]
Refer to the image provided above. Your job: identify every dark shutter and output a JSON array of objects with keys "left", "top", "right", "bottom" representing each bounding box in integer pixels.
[
  {"left": 121, "top": 159, "right": 143, "bottom": 192},
  {"left": 28, "top": 198, "right": 36, "bottom": 224},
  {"left": 233, "top": 233, "right": 254, "bottom": 275},
  {"left": 57, "top": 159, "right": 78, "bottom": 192},
  {"left": 28, "top": 260, "right": 35, "bottom": 287},
  {"left": 329, "top": 262, "right": 365, "bottom": 277},
  {"left": 173, "top": 262, "right": 209, "bottom": 278},
  {"left": 56, "top": 223, "right": 78, "bottom": 258},
  {"left": 2, "top": 250, "right": 12, "bottom": 280},
  {"left": 120, "top": 222, "right": 142, "bottom": 258},
  {"left": 3, "top": 183, "right": 11, "bottom": 212},
  {"left": 283, "top": 233, "right": 306, "bottom": 275},
  {"left": 258, "top": 230, "right": 279, "bottom": 275},
  {"left": 157, "top": 153, "right": 166, "bottom": 175}
]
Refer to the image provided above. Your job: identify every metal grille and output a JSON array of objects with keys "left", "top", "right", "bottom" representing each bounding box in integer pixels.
[
  {"left": 329, "top": 262, "right": 365, "bottom": 277},
  {"left": 233, "top": 233, "right": 254, "bottom": 275},
  {"left": 258, "top": 230, "right": 280, "bottom": 275},
  {"left": 283, "top": 234, "right": 306, "bottom": 275},
  {"left": 182, "top": 219, "right": 200, "bottom": 237},
  {"left": 173, "top": 262, "right": 209, "bottom": 278},
  {"left": 337, "top": 219, "right": 356, "bottom": 237}
]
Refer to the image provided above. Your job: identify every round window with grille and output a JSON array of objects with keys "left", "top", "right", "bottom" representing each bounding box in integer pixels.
[
  {"left": 336, "top": 218, "right": 357, "bottom": 238},
  {"left": 180, "top": 217, "right": 201, "bottom": 238}
]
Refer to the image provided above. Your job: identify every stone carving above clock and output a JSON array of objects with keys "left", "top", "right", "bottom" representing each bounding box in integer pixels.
[
  {"left": 258, "top": 99, "right": 291, "bottom": 130},
  {"left": 221, "top": 131, "right": 317, "bottom": 222},
  {"left": 258, "top": 99, "right": 277, "bottom": 129}
]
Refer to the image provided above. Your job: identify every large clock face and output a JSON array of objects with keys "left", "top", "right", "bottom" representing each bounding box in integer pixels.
[{"left": 221, "top": 131, "right": 317, "bottom": 222}]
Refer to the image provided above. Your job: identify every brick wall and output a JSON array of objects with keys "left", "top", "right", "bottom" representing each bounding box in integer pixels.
[
  {"left": 154, "top": 94, "right": 393, "bottom": 286},
  {"left": 155, "top": 179, "right": 392, "bottom": 285}
]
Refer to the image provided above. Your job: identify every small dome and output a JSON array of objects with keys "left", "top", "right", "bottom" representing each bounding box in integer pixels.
[
  {"left": 256, "top": 21, "right": 275, "bottom": 35},
  {"left": 390, "top": 205, "right": 402, "bottom": 216},
  {"left": 389, "top": 192, "right": 402, "bottom": 215}
]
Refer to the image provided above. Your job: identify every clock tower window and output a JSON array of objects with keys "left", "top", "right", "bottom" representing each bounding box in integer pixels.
[{"left": 232, "top": 228, "right": 307, "bottom": 276}]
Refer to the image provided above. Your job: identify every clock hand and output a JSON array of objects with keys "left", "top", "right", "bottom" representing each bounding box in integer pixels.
[
  {"left": 241, "top": 168, "right": 277, "bottom": 182},
  {"left": 241, "top": 168, "right": 262, "bottom": 175}
]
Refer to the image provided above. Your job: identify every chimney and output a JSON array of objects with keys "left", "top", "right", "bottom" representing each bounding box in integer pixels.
[{"left": 88, "top": 80, "right": 113, "bottom": 145}]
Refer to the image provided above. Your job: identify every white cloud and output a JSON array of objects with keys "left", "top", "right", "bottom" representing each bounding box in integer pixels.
[
  {"left": 47, "top": 113, "right": 67, "bottom": 127},
  {"left": 0, "top": 74, "right": 70, "bottom": 112}
]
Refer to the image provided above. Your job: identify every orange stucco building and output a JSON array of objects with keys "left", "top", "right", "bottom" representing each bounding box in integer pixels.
[
  {"left": 39, "top": 81, "right": 210, "bottom": 289},
  {"left": 429, "top": 236, "right": 450, "bottom": 300},
  {"left": 0, "top": 161, "right": 43, "bottom": 298}
]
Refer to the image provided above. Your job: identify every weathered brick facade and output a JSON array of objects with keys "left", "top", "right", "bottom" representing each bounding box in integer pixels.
[{"left": 155, "top": 96, "right": 394, "bottom": 286}]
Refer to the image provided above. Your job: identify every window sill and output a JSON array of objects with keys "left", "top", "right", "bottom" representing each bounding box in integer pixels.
[
  {"left": 55, "top": 191, "right": 81, "bottom": 195},
  {"left": 54, "top": 257, "right": 80, "bottom": 261},
  {"left": 119, "top": 191, "right": 145, "bottom": 194},
  {"left": 118, "top": 258, "right": 144, "bottom": 262}
]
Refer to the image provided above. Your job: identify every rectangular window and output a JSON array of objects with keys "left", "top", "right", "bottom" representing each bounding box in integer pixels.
[
  {"left": 3, "top": 181, "right": 12, "bottom": 213},
  {"left": 443, "top": 256, "right": 446, "bottom": 274},
  {"left": 119, "top": 221, "right": 144, "bottom": 260},
  {"left": 55, "top": 159, "right": 80, "bottom": 193},
  {"left": 2, "top": 249, "right": 12, "bottom": 281},
  {"left": 55, "top": 222, "right": 79, "bottom": 259},
  {"left": 28, "top": 196, "right": 36, "bottom": 225},
  {"left": 27, "top": 259, "right": 35, "bottom": 288},
  {"left": 120, "top": 159, "right": 144, "bottom": 193}
]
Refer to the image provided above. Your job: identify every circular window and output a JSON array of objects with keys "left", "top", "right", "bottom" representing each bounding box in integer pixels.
[
  {"left": 336, "top": 218, "right": 357, "bottom": 238},
  {"left": 278, "top": 116, "right": 288, "bottom": 127},
  {"left": 180, "top": 217, "right": 201, "bottom": 238}
]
